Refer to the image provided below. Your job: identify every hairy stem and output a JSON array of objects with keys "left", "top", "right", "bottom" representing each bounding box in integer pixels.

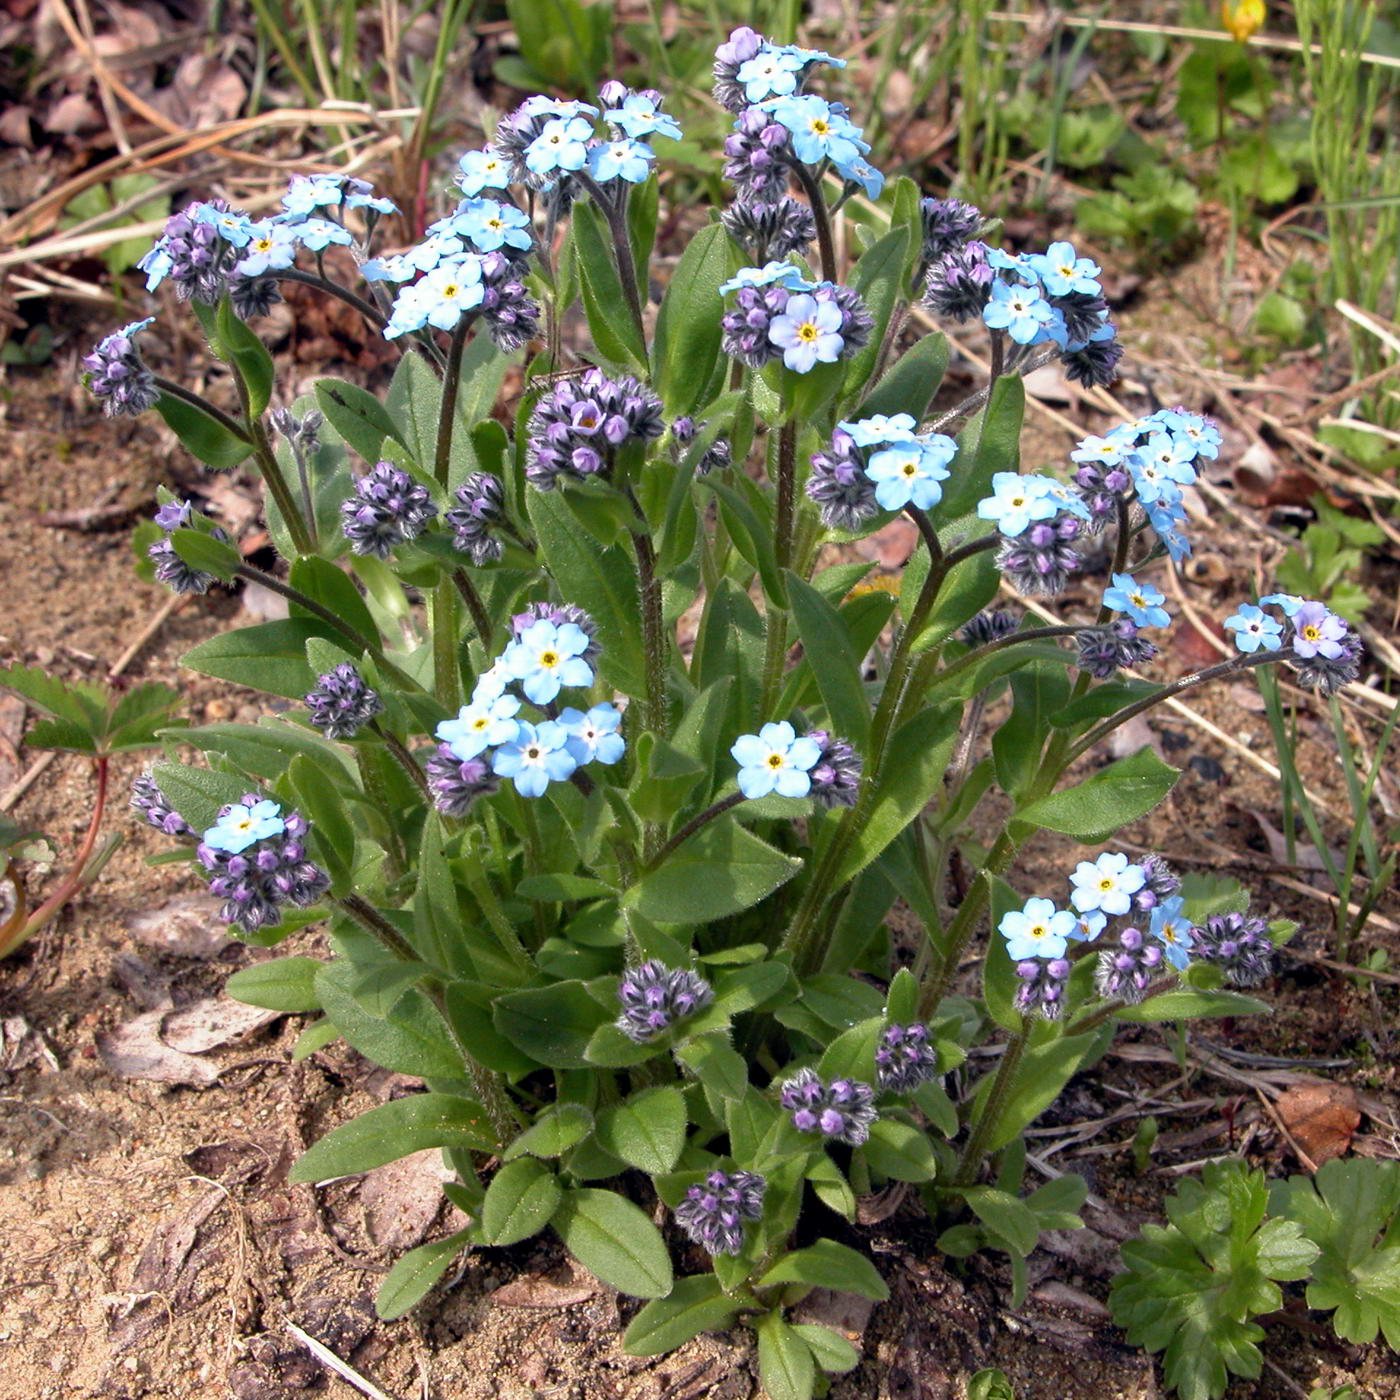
[
  {"left": 953, "top": 1019, "right": 1028, "bottom": 1187},
  {"left": 151, "top": 375, "right": 253, "bottom": 443},
  {"left": 646, "top": 792, "right": 746, "bottom": 871},
  {"left": 451, "top": 567, "right": 494, "bottom": 652},
  {"left": 276, "top": 265, "right": 388, "bottom": 331},
  {"left": 434, "top": 315, "right": 475, "bottom": 489},
  {"left": 791, "top": 161, "right": 837, "bottom": 282}
]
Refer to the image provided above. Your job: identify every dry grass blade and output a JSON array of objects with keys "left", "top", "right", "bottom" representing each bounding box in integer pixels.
[{"left": 285, "top": 1322, "right": 403, "bottom": 1400}]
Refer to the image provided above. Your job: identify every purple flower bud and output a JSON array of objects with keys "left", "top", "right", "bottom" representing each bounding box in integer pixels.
[
  {"left": 340, "top": 462, "right": 438, "bottom": 558},
  {"left": 616, "top": 961, "right": 714, "bottom": 1043},
  {"left": 875, "top": 1021, "right": 939, "bottom": 1093},
  {"left": 674, "top": 1168, "right": 766, "bottom": 1255},
  {"left": 304, "top": 663, "right": 384, "bottom": 740},
  {"left": 425, "top": 744, "right": 497, "bottom": 817},
  {"left": 779, "top": 1067, "right": 877, "bottom": 1145},
  {"left": 1191, "top": 911, "right": 1274, "bottom": 987}
]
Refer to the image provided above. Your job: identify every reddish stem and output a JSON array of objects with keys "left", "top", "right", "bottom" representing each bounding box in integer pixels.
[{"left": 10, "top": 755, "right": 109, "bottom": 952}]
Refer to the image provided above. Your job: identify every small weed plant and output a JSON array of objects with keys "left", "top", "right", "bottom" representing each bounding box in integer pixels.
[{"left": 70, "top": 28, "right": 1369, "bottom": 1395}]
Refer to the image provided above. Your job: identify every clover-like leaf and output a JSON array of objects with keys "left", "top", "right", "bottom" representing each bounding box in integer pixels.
[{"left": 1110, "top": 1162, "right": 1319, "bottom": 1400}]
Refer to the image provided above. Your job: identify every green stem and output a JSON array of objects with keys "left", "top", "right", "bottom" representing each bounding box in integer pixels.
[
  {"left": 434, "top": 315, "right": 475, "bottom": 489},
  {"left": 355, "top": 749, "right": 406, "bottom": 881},
  {"left": 576, "top": 172, "right": 646, "bottom": 346},
  {"left": 646, "top": 792, "right": 745, "bottom": 871},
  {"left": 930, "top": 623, "right": 1082, "bottom": 694},
  {"left": 451, "top": 567, "right": 494, "bottom": 652},
  {"left": 432, "top": 581, "right": 463, "bottom": 712},
  {"left": 631, "top": 526, "right": 668, "bottom": 740},
  {"left": 248, "top": 403, "right": 315, "bottom": 557},
  {"left": 953, "top": 1019, "right": 1028, "bottom": 1187},
  {"left": 275, "top": 266, "right": 388, "bottom": 331},
  {"left": 791, "top": 161, "right": 837, "bottom": 281},
  {"left": 369, "top": 722, "right": 431, "bottom": 803},
  {"left": 461, "top": 841, "right": 533, "bottom": 975}
]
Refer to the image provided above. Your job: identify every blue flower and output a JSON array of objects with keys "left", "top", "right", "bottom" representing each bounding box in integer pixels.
[
  {"left": 1069, "top": 852, "right": 1146, "bottom": 916},
  {"left": 835, "top": 156, "right": 885, "bottom": 199},
  {"left": 719, "top": 262, "right": 810, "bottom": 295},
  {"left": 559, "top": 703, "right": 626, "bottom": 765},
  {"left": 1103, "top": 573, "right": 1171, "bottom": 629},
  {"left": 1070, "top": 434, "right": 1129, "bottom": 469},
  {"left": 731, "top": 722, "right": 822, "bottom": 799},
  {"left": 503, "top": 618, "right": 594, "bottom": 704},
  {"left": 1028, "top": 240, "right": 1102, "bottom": 296},
  {"left": 1149, "top": 896, "right": 1193, "bottom": 971},
  {"left": 768, "top": 292, "right": 844, "bottom": 372},
  {"left": 605, "top": 92, "right": 681, "bottom": 142},
  {"left": 1259, "top": 592, "right": 1305, "bottom": 617},
  {"left": 588, "top": 138, "right": 655, "bottom": 184},
  {"left": 137, "top": 244, "right": 173, "bottom": 291},
  {"left": 736, "top": 49, "right": 805, "bottom": 101},
  {"left": 865, "top": 437, "right": 954, "bottom": 512},
  {"left": 433, "top": 198, "right": 533, "bottom": 252},
  {"left": 293, "top": 217, "right": 354, "bottom": 252},
  {"left": 491, "top": 721, "right": 577, "bottom": 797},
  {"left": 1139, "top": 432, "right": 1199, "bottom": 486},
  {"left": 524, "top": 116, "right": 594, "bottom": 176},
  {"left": 982, "top": 280, "right": 1055, "bottom": 344},
  {"left": 456, "top": 148, "right": 511, "bottom": 196},
  {"left": 236, "top": 221, "right": 298, "bottom": 276},
  {"left": 838, "top": 414, "right": 917, "bottom": 448},
  {"left": 281, "top": 174, "right": 345, "bottom": 217},
  {"left": 1030, "top": 474, "right": 1093, "bottom": 522},
  {"left": 998, "top": 897, "right": 1077, "bottom": 960},
  {"left": 976, "top": 472, "right": 1058, "bottom": 536},
  {"left": 987, "top": 247, "right": 1039, "bottom": 281},
  {"left": 1224, "top": 603, "right": 1284, "bottom": 653},
  {"left": 436, "top": 693, "right": 522, "bottom": 760},
  {"left": 203, "top": 798, "right": 285, "bottom": 854},
  {"left": 1068, "top": 909, "right": 1108, "bottom": 943},
  {"left": 416, "top": 258, "right": 486, "bottom": 332},
  {"left": 193, "top": 205, "right": 255, "bottom": 247},
  {"left": 767, "top": 94, "right": 866, "bottom": 167}
]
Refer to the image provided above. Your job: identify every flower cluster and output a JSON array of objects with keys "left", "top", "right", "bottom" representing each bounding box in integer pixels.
[
  {"left": 83, "top": 318, "right": 159, "bottom": 418},
  {"left": 130, "top": 771, "right": 192, "bottom": 839},
  {"left": 445, "top": 471, "right": 509, "bottom": 565},
  {"left": 615, "top": 960, "right": 714, "bottom": 1043},
  {"left": 303, "top": 663, "right": 383, "bottom": 740},
  {"left": 1072, "top": 572, "right": 1170, "bottom": 678},
  {"left": 967, "top": 240, "right": 1122, "bottom": 388},
  {"left": 340, "top": 462, "right": 438, "bottom": 559},
  {"left": 806, "top": 412, "right": 957, "bottom": 530},
  {"left": 197, "top": 796, "right": 330, "bottom": 933},
  {"left": 720, "top": 264, "right": 872, "bottom": 374},
  {"left": 779, "top": 1068, "right": 878, "bottom": 1146},
  {"left": 1225, "top": 594, "right": 1361, "bottom": 696},
  {"left": 874, "top": 1022, "right": 939, "bottom": 1093},
  {"left": 147, "top": 499, "right": 231, "bottom": 596},
  {"left": 731, "top": 721, "right": 862, "bottom": 802},
  {"left": 432, "top": 607, "right": 623, "bottom": 802},
  {"left": 1190, "top": 911, "right": 1274, "bottom": 987},
  {"left": 673, "top": 1169, "right": 766, "bottom": 1256},
  {"left": 524, "top": 368, "right": 664, "bottom": 490},
  {"left": 977, "top": 472, "right": 1087, "bottom": 597}
]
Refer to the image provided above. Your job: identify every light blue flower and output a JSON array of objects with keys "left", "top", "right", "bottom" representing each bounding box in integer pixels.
[
  {"left": 203, "top": 799, "right": 285, "bottom": 854},
  {"left": 417, "top": 257, "right": 486, "bottom": 331},
  {"left": 605, "top": 92, "right": 681, "bottom": 142},
  {"left": 1259, "top": 592, "right": 1305, "bottom": 617},
  {"left": 1140, "top": 432, "right": 1199, "bottom": 485},
  {"left": 236, "top": 221, "right": 298, "bottom": 276},
  {"left": 982, "top": 280, "right": 1055, "bottom": 345},
  {"left": 1168, "top": 411, "right": 1222, "bottom": 459},
  {"left": 987, "top": 247, "right": 1039, "bottom": 282},
  {"left": 736, "top": 49, "right": 805, "bottom": 101},
  {"left": 503, "top": 619, "right": 594, "bottom": 704},
  {"left": 835, "top": 156, "right": 885, "bottom": 199},
  {"left": 999, "top": 897, "right": 1077, "bottom": 960},
  {"left": 524, "top": 116, "right": 594, "bottom": 176},
  {"left": 491, "top": 720, "right": 577, "bottom": 797},
  {"left": 1029, "top": 240, "right": 1102, "bottom": 297},
  {"left": 1069, "top": 851, "right": 1146, "bottom": 916},
  {"left": 1149, "top": 896, "right": 1193, "bottom": 971},
  {"left": 193, "top": 205, "right": 256, "bottom": 247},
  {"left": 719, "top": 262, "right": 810, "bottom": 295},
  {"left": 865, "top": 439, "right": 953, "bottom": 512},
  {"left": 1068, "top": 909, "right": 1108, "bottom": 943},
  {"left": 838, "top": 414, "right": 917, "bottom": 448},
  {"left": 588, "top": 138, "right": 655, "bottom": 184},
  {"left": 1070, "top": 434, "right": 1129, "bottom": 469},
  {"left": 731, "top": 722, "right": 822, "bottom": 800},
  {"left": 433, "top": 198, "right": 532, "bottom": 252},
  {"left": 559, "top": 703, "right": 626, "bottom": 765},
  {"left": 1224, "top": 603, "right": 1284, "bottom": 653},
  {"left": 436, "top": 693, "right": 522, "bottom": 760},
  {"left": 1030, "top": 474, "right": 1093, "bottom": 521},
  {"left": 293, "top": 218, "right": 354, "bottom": 252},
  {"left": 1103, "top": 573, "right": 1171, "bottom": 629},
  {"left": 768, "top": 292, "right": 844, "bottom": 373},
  {"left": 137, "top": 244, "right": 173, "bottom": 291},
  {"left": 976, "top": 472, "right": 1058, "bottom": 537},
  {"left": 457, "top": 148, "right": 511, "bottom": 197},
  {"left": 767, "top": 94, "right": 867, "bottom": 167},
  {"left": 281, "top": 174, "right": 345, "bottom": 217},
  {"left": 471, "top": 658, "right": 513, "bottom": 704}
]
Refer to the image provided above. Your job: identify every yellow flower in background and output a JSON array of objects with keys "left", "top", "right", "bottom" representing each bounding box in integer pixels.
[{"left": 1221, "top": 0, "right": 1265, "bottom": 42}]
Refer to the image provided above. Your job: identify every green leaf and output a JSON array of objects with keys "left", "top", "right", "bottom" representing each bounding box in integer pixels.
[
  {"left": 218, "top": 299, "right": 275, "bottom": 418},
  {"left": 290, "top": 1093, "right": 498, "bottom": 1181},
  {"left": 940, "top": 374, "right": 1023, "bottom": 520},
  {"left": 169, "top": 527, "right": 240, "bottom": 582},
  {"left": 757, "top": 1312, "right": 816, "bottom": 1400},
  {"left": 492, "top": 980, "right": 612, "bottom": 1069},
  {"left": 759, "top": 1239, "right": 889, "bottom": 1301},
  {"left": 316, "top": 377, "right": 405, "bottom": 463},
  {"left": 383, "top": 349, "right": 442, "bottom": 470},
  {"left": 676, "top": 1033, "right": 749, "bottom": 1100},
  {"left": 595, "top": 1086, "right": 686, "bottom": 1174},
  {"left": 315, "top": 961, "right": 462, "bottom": 1079},
  {"left": 226, "top": 956, "right": 323, "bottom": 1012},
  {"left": 967, "top": 1368, "right": 1016, "bottom": 1400},
  {"left": 1016, "top": 746, "right": 1179, "bottom": 843},
  {"left": 291, "top": 1017, "right": 339, "bottom": 1060},
  {"left": 786, "top": 571, "right": 875, "bottom": 744},
  {"left": 791, "top": 1323, "right": 860, "bottom": 1375},
  {"left": 150, "top": 762, "right": 252, "bottom": 834},
  {"left": 288, "top": 556, "right": 378, "bottom": 652},
  {"left": 860, "top": 1119, "right": 939, "bottom": 1183},
  {"left": 526, "top": 488, "right": 645, "bottom": 695},
  {"left": 442, "top": 980, "right": 540, "bottom": 1077},
  {"left": 623, "top": 1274, "right": 744, "bottom": 1357},
  {"left": 886, "top": 968, "right": 917, "bottom": 1023},
  {"left": 624, "top": 821, "right": 802, "bottom": 925},
  {"left": 842, "top": 225, "right": 913, "bottom": 402},
  {"left": 515, "top": 873, "right": 615, "bottom": 902},
  {"left": 817, "top": 1016, "right": 884, "bottom": 1084},
  {"left": 964, "top": 1187, "right": 1041, "bottom": 1257},
  {"left": 1117, "top": 989, "right": 1271, "bottom": 1023},
  {"left": 553, "top": 1188, "right": 674, "bottom": 1298},
  {"left": 1271, "top": 1158, "right": 1400, "bottom": 1350},
  {"left": 375, "top": 1229, "right": 472, "bottom": 1320},
  {"left": 503, "top": 1104, "right": 594, "bottom": 1160},
  {"left": 984, "top": 1032, "right": 1099, "bottom": 1153},
  {"left": 182, "top": 619, "right": 329, "bottom": 700},
  {"left": 653, "top": 224, "right": 736, "bottom": 417},
  {"left": 858, "top": 332, "right": 949, "bottom": 423},
  {"left": 571, "top": 200, "right": 648, "bottom": 371},
  {"left": 480, "top": 1157, "right": 563, "bottom": 1246},
  {"left": 154, "top": 392, "right": 253, "bottom": 471},
  {"left": 993, "top": 661, "right": 1071, "bottom": 800}
]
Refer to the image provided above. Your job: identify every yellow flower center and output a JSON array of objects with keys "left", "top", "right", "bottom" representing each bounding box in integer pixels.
[
  {"left": 901, "top": 462, "right": 918, "bottom": 477},
  {"left": 1302, "top": 624, "right": 1320, "bottom": 641},
  {"left": 766, "top": 752, "right": 785, "bottom": 769},
  {"left": 796, "top": 321, "right": 819, "bottom": 343},
  {"left": 255, "top": 237, "right": 272, "bottom": 252},
  {"left": 811, "top": 119, "right": 829, "bottom": 135},
  {"left": 1099, "top": 878, "right": 1114, "bottom": 892},
  {"left": 539, "top": 649, "right": 560, "bottom": 668},
  {"left": 472, "top": 716, "right": 489, "bottom": 730},
  {"left": 443, "top": 283, "right": 459, "bottom": 298},
  {"left": 1028, "top": 923, "right": 1047, "bottom": 939}
]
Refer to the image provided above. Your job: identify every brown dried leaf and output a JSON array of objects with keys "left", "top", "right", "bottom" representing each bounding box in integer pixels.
[
  {"left": 1237, "top": 806, "right": 1335, "bottom": 872},
  {"left": 360, "top": 1148, "right": 456, "bottom": 1251},
  {"left": 95, "top": 1010, "right": 220, "bottom": 1087},
  {"left": 42, "top": 92, "right": 101, "bottom": 135},
  {"left": 492, "top": 1263, "right": 598, "bottom": 1308},
  {"left": 1277, "top": 1082, "right": 1361, "bottom": 1166},
  {"left": 124, "top": 895, "right": 230, "bottom": 959},
  {"left": 160, "top": 997, "right": 279, "bottom": 1054},
  {"left": 791, "top": 1287, "right": 875, "bottom": 1340}
]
